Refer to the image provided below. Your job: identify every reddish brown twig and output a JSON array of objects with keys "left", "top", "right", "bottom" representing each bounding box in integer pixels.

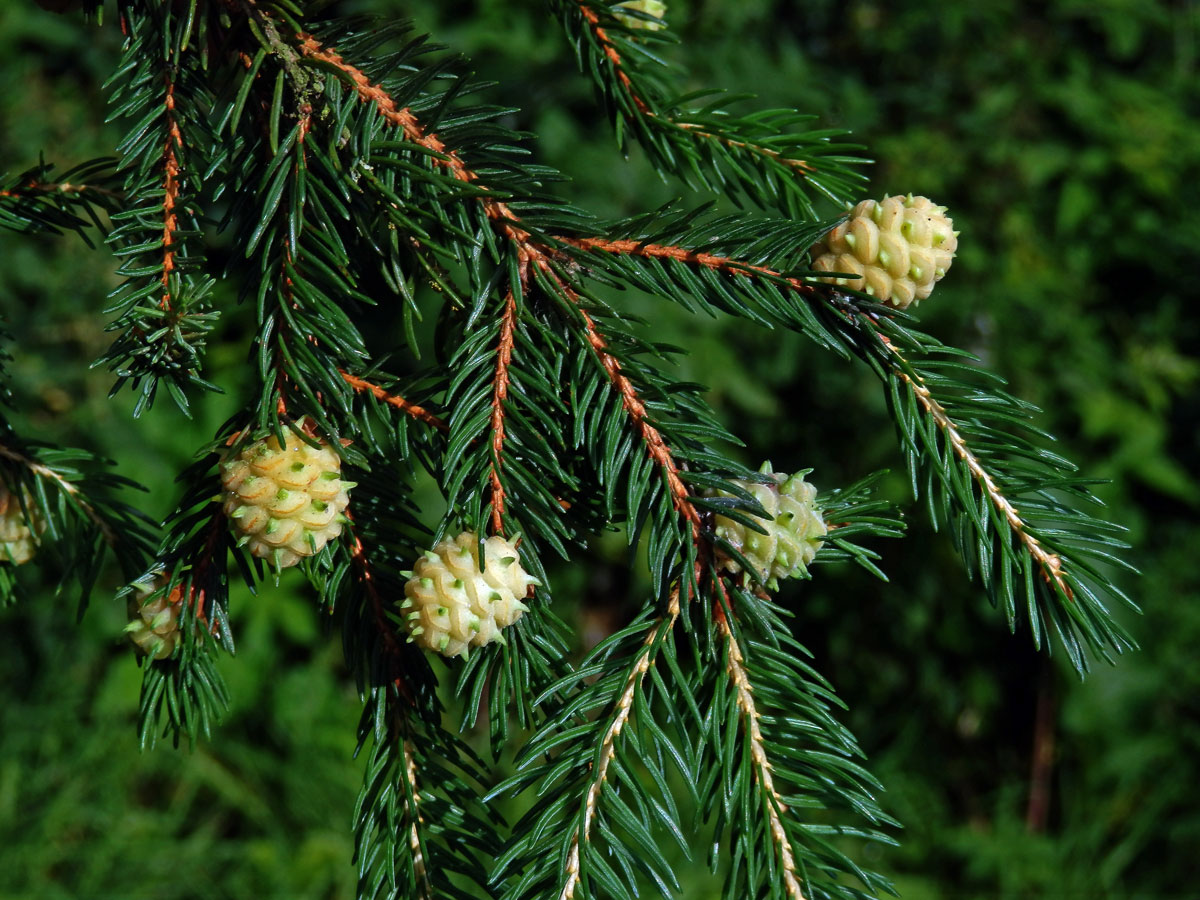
[
  {"left": 0, "top": 181, "right": 120, "bottom": 201},
  {"left": 577, "top": 4, "right": 651, "bottom": 115},
  {"left": 489, "top": 289, "right": 520, "bottom": 535},
  {"left": 160, "top": 74, "right": 184, "bottom": 310},
  {"left": 341, "top": 371, "right": 447, "bottom": 430},
  {"left": 576, "top": 303, "right": 701, "bottom": 535},
  {"left": 350, "top": 529, "right": 415, "bottom": 705},
  {"left": 296, "top": 32, "right": 541, "bottom": 259},
  {"left": 562, "top": 235, "right": 821, "bottom": 298}
]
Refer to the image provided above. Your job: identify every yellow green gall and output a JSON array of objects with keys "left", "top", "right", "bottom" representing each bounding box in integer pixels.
[
  {"left": 710, "top": 464, "right": 828, "bottom": 589},
  {"left": 402, "top": 532, "right": 539, "bottom": 658},
  {"left": 220, "top": 424, "right": 352, "bottom": 569},
  {"left": 125, "top": 580, "right": 185, "bottom": 661},
  {"left": 614, "top": 0, "right": 667, "bottom": 30},
  {"left": 811, "top": 194, "right": 958, "bottom": 309},
  {"left": 0, "top": 482, "right": 44, "bottom": 565}
]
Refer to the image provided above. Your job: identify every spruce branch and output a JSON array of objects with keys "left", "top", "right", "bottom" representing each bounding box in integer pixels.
[
  {"left": 553, "top": 218, "right": 1133, "bottom": 667},
  {"left": 341, "top": 371, "right": 449, "bottom": 431},
  {"left": 715, "top": 590, "right": 805, "bottom": 900},
  {"left": 0, "top": 159, "right": 121, "bottom": 240},
  {"left": 3, "top": 6, "right": 1138, "bottom": 898},
  {"left": 0, "top": 441, "right": 119, "bottom": 548},
  {"left": 102, "top": 5, "right": 219, "bottom": 414},
  {"left": 556, "top": 590, "right": 681, "bottom": 900},
  {"left": 489, "top": 288, "right": 520, "bottom": 535},
  {"left": 556, "top": 0, "right": 867, "bottom": 216}
]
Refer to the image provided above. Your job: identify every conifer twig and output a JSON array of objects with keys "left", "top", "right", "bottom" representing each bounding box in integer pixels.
[
  {"left": 878, "top": 336, "right": 1072, "bottom": 598},
  {"left": 575, "top": 302, "right": 702, "bottom": 533},
  {"left": 0, "top": 442, "right": 117, "bottom": 545},
  {"left": 159, "top": 72, "right": 183, "bottom": 310},
  {"left": 400, "top": 737, "right": 431, "bottom": 900},
  {"left": 576, "top": 4, "right": 650, "bottom": 114},
  {"left": 716, "top": 579, "right": 805, "bottom": 900},
  {"left": 489, "top": 289, "right": 519, "bottom": 535},
  {"left": 575, "top": 3, "right": 815, "bottom": 174},
  {"left": 0, "top": 181, "right": 121, "bottom": 200},
  {"left": 560, "top": 235, "right": 821, "bottom": 297},
  {"left": 341, "top": 371, "right": 448, "bottom": 431},
  {"left": 350, "top": 529, "right": 415, "bottom": 705},
  {"left": 558, "top": 587, "right": 681, "bottom": 900},
  {"left": 296, "top": 32, "right": 538, "bottom": 252}
]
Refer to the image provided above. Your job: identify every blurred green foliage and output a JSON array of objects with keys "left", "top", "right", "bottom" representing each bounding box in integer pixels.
[{"left": 1, "top": 0, "right": 1196, "bottom": 896}]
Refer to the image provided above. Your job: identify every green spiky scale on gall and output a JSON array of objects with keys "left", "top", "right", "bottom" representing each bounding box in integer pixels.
[
  {"left": 402, "top": 531, "right": 536, "bottom": 658},
  {"left": 709, "top": 466, "right": 828, "bottom": 589},
  {"left": 811, "top": 195, "right": 958, "bottom": 309},
  {"left": 220, "top": 422, "right": 351, "bottom": 569},
  {"left": 614, "top": 0, "right": 666, "bottom": 30},
  {"left": 0, "top": 482, "right": 44, "bottom": 565}
]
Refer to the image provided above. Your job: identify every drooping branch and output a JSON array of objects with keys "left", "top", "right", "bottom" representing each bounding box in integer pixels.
[
  {"left": 293, "top": 27, "right": 1076, "bottom": 620},
  {"left": 565, "top": 228, "right": 1077, "bottom": 600}
]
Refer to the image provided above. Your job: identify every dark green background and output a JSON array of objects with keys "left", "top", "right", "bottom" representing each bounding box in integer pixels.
[{"left": 0, "top": 1, "right": 1195, "bottom": 896}]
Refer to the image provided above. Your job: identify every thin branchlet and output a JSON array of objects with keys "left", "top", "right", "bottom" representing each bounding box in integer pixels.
[
  {"left": 295, "top": 32, "right": 537, "bottom": 252},
  {"left": 576, "top": 302, "right": 702, "bottom": 533},
  {"left": 575, "top": 3, "right": 816, "bottom": 174},
  {"left": 341, "top": 371, "right": 447, "bottom": 430},
  {"left": 716, "top": 579, "right": 806, "bottom": 900},
  {"left": 160, "top": 72, "right": 183, "bottom": 310},
  {"left": 0, "top": 442, "right": 117, "bottom": 545},
  {"left": 400, "top": 737, "right": 431, "bottom": 900},
  {"left": 489, "top": 289, "right": 520, "bottom": 535},
  {"left": 558, "top": 587, "right": 682, "bottom": 900},
  {"left": 0, "top": 181, "right": 121, "bottom": 200},
  {"left": 561, "top": 234, "right": 822, "bottom": 298},
  {"left": 878, "top": 334, "right": 1073, "bottom": 599}
]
